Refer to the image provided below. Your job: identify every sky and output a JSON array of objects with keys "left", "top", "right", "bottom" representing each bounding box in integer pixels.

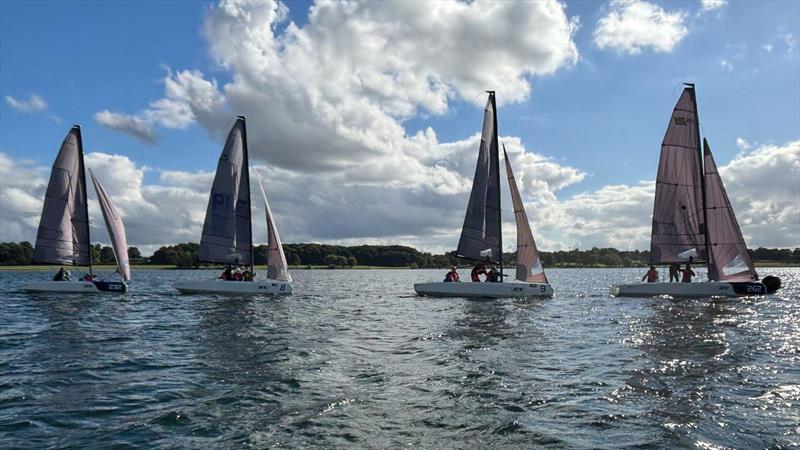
[{"left": 1, "top": 0, "right": 798, "bottom": 256}]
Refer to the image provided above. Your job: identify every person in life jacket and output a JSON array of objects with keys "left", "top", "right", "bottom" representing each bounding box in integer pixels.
[
  {"left": 220, "top": 267, "right": 233, "bottom": 281},
  {"left": 53, "top": 267, "right": 67, "bottom": 281},
  {"left": 642, "top": 265, "right": 659, "bottom": 283},
  {"left": 471, "top": 263, "right": 487, "bottom": 282},
  {"left": 681, "top": 263, "right": 696, "bottom": 283},
  {"left": 444, "top": 266, "right": 460, "bottom": 282}
]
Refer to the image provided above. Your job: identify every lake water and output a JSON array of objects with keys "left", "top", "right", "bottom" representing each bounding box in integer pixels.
[{"left": 1, "top": 267, "right": 798, "bottom": 448}]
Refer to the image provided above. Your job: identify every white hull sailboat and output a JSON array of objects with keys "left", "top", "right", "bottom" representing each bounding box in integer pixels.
[
  {"left": 414, "top": 92, "right": 553, "bottom": 299},
  {"left": 611, "top": 84, "right": 780, "bottom": 298},
  {"left": 415, "top": 281, "right": 553, "bottom": 299},
  {"left": 174, "top": 116, "right": 293, "bottom": 296},
  {"left": 24, "top": 126, "right": 131, "bottom": 294},
  {"left": 173, "top": 279, "right": 291, "bottom": 295},
  {"left": 610, "top": 281, "right": 768, "bottom": 298}
]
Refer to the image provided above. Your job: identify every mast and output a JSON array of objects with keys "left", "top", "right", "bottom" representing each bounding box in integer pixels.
[
  {"left": 686, "top": 83, "right": 711, "bottom": 276},
  {"left": 487, "top": 91, "right": 503, "bottom": 280},
  {"left": 239, "top": 115, "right": 254, "bottom": 273},
  {"left": 75, "top": 125, "right": 93, "bottom": 275}
]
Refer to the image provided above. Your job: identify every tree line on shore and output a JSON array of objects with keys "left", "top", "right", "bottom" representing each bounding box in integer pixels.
[{"left": 2, "top": 241, "right": 798, "bottom": 269}]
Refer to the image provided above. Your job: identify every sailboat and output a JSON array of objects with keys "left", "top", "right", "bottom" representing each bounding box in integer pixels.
[
  {"left": 611, "top": 84, "right": 781, "bottom": 298},
  {"left": 414, "top": 92, "right": 553, "bottom": 299},
  {"left": 173, "top": 116, "right": 293, "bottom": 295},
  {"left": 24, "top": 126, "right": 130, "bottom": 293}
]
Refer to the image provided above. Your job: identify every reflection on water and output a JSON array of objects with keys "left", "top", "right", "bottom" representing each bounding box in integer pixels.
[{"left": 0, "top": 267, "right": 797, "bottom": 448}]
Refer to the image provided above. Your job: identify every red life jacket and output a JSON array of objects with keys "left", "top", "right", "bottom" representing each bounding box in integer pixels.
[
  {"left": 646, "top": 270, "right": 658, "bottom": 282},
  {"left": 471, "top": 265, "right": 486, "bottom": 282}
]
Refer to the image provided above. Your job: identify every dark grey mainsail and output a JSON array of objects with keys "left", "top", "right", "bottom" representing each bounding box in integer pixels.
[
  {"left": 198, "top": 117, "right": 253, "bottom": 266},
  {"left": 33, "top": 126, "right": 91, "bottom": 266},
  {"left": 456, "top": 92, "right": 501, "bottom": 264},
  {"left": 650, "top": 86, "right": 707, "bottom": 265},
  {"left": 703, "top": 139, "right": 758, "bottom": 282}
]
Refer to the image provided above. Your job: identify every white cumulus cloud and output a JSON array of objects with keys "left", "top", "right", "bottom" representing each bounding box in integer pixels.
[
  {"left": 594, "top": 0, "right": 688, "bottom": 55},
  {"left": 5, "top": 94, "right": 47, "bottom": 113},
  {"left": 94, "top": 110, "right": 157, "bottom": 145},
  {"left": 699, "top": 0, "right": 727, "bottom": 14}
]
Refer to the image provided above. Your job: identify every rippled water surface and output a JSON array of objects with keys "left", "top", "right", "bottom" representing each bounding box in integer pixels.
[{"left": 1, "top": 267, "right": 798, "bottom": 448}]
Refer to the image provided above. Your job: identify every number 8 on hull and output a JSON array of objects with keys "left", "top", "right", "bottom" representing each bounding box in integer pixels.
[{"left": 173, "top": 116, "right": 293, "bottom": 296}]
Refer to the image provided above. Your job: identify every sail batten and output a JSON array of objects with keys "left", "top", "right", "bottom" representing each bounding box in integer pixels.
[
  {"left": 503, "top": 146, "right": 547, "bottom": 283},
  {"left": 456, "top": 93, "right": 501, "bottom": 263},
  {"left": 33, "top": 127, "right": 91, "bottom": 266},
  {"left": 89, "top": 171, "right": 131, "bottom": 281},
  {"left": 259, "top": 182, "right": 291, "bottom": 282},
  {"left": 703, "top": 139, "right": 758, "bottom": 282},
  {"left": 198, "top": 118, "right": 253, "bottom": 265},
  {"left": 649, "top": 87, "right": 707, "bottom": 265}
]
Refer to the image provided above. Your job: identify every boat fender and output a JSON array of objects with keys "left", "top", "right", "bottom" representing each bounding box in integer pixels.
[{"left": 762, "top": 275, "right": 781, "bottom": 294}]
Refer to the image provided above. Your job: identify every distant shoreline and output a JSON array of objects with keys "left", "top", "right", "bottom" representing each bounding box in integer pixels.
[{"left": 1, "top": 262, "right": 797, "bottom": 271}]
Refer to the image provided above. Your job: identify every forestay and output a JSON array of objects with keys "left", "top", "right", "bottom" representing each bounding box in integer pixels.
[
  {"left": 259, "top": 182, "right": 291, "bottom": 282},
  {"left": 703, "top": 139, "right": 758, "bottom": 282},
  {"left": 198, "top": 117, "right": 253, "bottom": 265},
  {"left": 89, "top": 170, "right": 131, "bottom": 281},
  {"left": 650, "top": 87, "right": 707, "bottom": 264},
  {"left": 33, "top": 126, "right": 91, "bottom": 265},
  {"left": 503, "top": 146, "right": 547, "bottom": 283},
  {"left": 457, "top": 92, "right": 501, "bottom": 263}
]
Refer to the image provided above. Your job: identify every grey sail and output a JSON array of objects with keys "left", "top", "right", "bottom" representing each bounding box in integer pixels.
[
  {"left": 703, "top": 139, "right": 758, "bottom": 282},
  {"left": 456, "top": 92, "right": 501, "bottom": 263},
  {"left": 259, "top": 182, "right": 291, "bottom": 282},
  {"left": 198, "top": 117, "right": 253, "bottom": 265},
  {"left": 33, "top": 126, "right": 91, "bottom": 266},
  {"left": 503, "top": 146, "right": 547, "bottom": 283},
  {"left": 650, "top": 87, "right": 707, "bottom": 265},
  {"left": 89, "top": 170, "right": 131, "bottom": 281}
]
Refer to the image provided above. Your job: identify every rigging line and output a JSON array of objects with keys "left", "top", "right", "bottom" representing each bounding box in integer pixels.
[{"left": 469, "top": 90, "right": 485, "bottom": 106}]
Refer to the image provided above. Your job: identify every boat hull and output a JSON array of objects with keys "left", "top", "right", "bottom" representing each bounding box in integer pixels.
[
  {"left": 414, "top": 281, "right": 553, "bottom": 299},
  {"left": 610, "top": 281, "right": 766, "bottom": 298},
  {"left": 24, "top": 280, "right": 128, "bottom": 293},
  {"left": 174, "top": 279, "right": 293, "bottom": 295}
]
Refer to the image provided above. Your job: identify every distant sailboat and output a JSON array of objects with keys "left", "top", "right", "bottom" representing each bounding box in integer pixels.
[
  {"left": 174, "top": 116, "right": 292, "bottom": 295},
  {"left": 25, "top": 126, "right": 129, "bottom": 293},
  {"left": 414, "top": 92, "right": 553, "bottom": 299},
  {"left": 611, "top": 84, "right": 781, "bottom": 298}
]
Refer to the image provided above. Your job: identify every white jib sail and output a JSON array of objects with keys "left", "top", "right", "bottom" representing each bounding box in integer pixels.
[
  {"left": 89, "top": 170, "right": 131, "bottom": 281},
  {"left": 259, "top": 182, "right": 291, "bottom": 282}
]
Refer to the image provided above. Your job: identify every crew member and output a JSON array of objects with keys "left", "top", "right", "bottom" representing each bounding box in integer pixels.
[
  {"left": 444, "top": 266, "right": 459, "bottom": 282},
  {"left": 642, "top": 265, "right": 659, "bottom": 283},
  {"left": 471, "top": 263, "right": 487, "bottom": 282},
  {"left": 668, "top": 263, "right": 680, "bottom": 282},
  {"left": 681, "top": 263, "right": 696, "bottom": 283}
]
